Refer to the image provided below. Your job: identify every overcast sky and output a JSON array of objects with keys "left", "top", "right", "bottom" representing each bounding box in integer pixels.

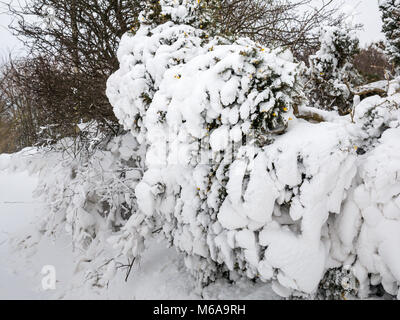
[
  {"left": 0, "top": 0, "right": 385, "bottom": 60},
  {"left": 349, "top": 0, "right": 384, "bottom": 45}
]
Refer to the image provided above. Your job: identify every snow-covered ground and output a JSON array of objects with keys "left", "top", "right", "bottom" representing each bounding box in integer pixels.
[
  {"left": 0, "top": 166, "right": 279, "bottom": 300},
  {"left": 0, "top": 170, "right": 48, "bottom": 299}
]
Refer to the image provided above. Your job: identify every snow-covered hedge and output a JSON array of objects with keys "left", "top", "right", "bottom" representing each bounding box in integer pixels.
[
  {"left": 107, "top": 0, "right": 311, "bottom": 288},
  {"left": 105, "top": 1, "right": 400, "bottom": 298},
  {"left": 5, "top": 0, "right": 400, "bottom": 300},
  {"left": 105, "top": 0, "right": 400, "bottom": 299},
  {"left": 329, "top": 85, "right": 400, "bottom": 298}
]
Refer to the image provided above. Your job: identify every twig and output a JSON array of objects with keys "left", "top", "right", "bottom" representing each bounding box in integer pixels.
[
  {"left": 125, "top": 257, "right": 136, "bottom": 282},
  {"left": 152, "top": 227, "right": 163, "bottom": 234}
]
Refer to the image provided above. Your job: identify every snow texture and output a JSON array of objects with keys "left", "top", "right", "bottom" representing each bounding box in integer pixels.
[{"left": 2, "top": 0, "right": 400, "bottom": 300}]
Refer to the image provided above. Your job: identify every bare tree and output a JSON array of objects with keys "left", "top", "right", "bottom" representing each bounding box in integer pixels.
[
  {"left": 5, "top": 0, "right": 143, "bottom": 73},
  {"left": 2, "top": 0, "right": 144, "bottom": 141},
  {"left": 214, "top": 0, "right": 348, "bottom": 62},
  {"left": 354, "top": 42, "right": 395, "bottom": 83}
]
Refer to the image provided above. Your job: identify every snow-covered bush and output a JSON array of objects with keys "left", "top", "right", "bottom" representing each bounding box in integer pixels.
[
  {"left": 350, "top": 127, "right": 400, "bottom": 298},
  {"left": 380, "top": 0, "right": 400, "bottom": 70},
  {"left": 137, "top": 0, "right": 223, "bottom": 32},
  {"left": 327, "top": 80, "right": 400, "bottom": 299},
  {"left": 107, "top": 0, "right": 315, "bottom": 287},
  {"left": 19, "top": 126, "right": 145, "bottom": 256},
  {"left": 306, "top": 26, "right": 360, "bottom": 115},
  {"left": 107, "top": 0, "right": 360, "bottom": 296},
  {"left": 1, "top": 126, "right": 149, "bottom": 290},
  {"left": 354, "top": 87, "right": 400, "bottom": 140}
]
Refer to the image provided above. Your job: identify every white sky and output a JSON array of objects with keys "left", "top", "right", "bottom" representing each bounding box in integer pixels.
[
  {"left": 0, "top": 0, "right": 25, "bottom": 60},
  {"left": 0, "top": 0, "right": 385, "bottom": 60},
  {"left": 347, "top": 0, "right": 384, "bottom": 46}
]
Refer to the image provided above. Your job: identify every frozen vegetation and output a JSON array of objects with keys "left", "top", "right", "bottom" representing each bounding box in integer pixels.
[{"left": 1, "top": 0, "right": 400, "bottom": 300}]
